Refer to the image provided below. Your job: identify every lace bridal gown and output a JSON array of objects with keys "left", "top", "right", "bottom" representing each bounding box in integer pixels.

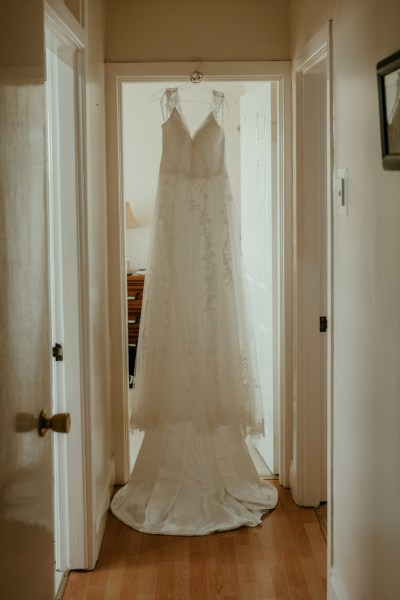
[{"left": 111, "top": 88, "right": 278, "bottom": 535}]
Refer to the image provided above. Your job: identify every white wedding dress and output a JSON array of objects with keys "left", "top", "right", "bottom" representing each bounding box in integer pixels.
[{"left": 111, "top": 88, "right": 278, "bottom": 535}]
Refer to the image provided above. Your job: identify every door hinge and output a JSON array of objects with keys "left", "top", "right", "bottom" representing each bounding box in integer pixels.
[
  {"left": 52, "top": 342, "right": 63, "bottom": 361},
  {"left": 319, "top": 316, "right": 328, "bottom": 333}
]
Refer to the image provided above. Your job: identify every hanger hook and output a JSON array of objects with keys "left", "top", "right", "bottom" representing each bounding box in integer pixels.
[
  {"left": 189, "top": 57, "right": 204, "bottom": 84},
  {"left": 189, "top": 70, "right": 204, "bottom": 84}
]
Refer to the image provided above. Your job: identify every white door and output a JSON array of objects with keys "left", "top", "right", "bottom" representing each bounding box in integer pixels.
[
  {"left": 240, "top": 87, "right": 279, "bottom": 473},
  {"left": 299, "top": 62, "right": 328, "bottom": 504},
  {"left": 0, "top": 4, "right": 55, "bottom": 598},
  {"left": 291, "top": 29, "right": 331, "bottom": 506},
  {"left": 302, "top": 65, "right": 328, "bottom": 504},
  {"left": 45, "top": 26, "right": 87, "bottom": 571}
]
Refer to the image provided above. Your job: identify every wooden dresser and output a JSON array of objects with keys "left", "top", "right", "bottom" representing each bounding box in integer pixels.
[{"left": 127, "top": 273, "right": 145, "bottom": 346}]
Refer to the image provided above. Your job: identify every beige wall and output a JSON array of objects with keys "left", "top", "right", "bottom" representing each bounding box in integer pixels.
[
  {"left": 105, "top": 0, "right": 290, "bottom": 62},
  {"left": 289, "top": 0, "right": 334, "bottom": 57},
  {"left": 64, "top": 0, "right": 82, "bottom": 23},
  {"left": 290, "top": 1, "right": 400, "bottom": 599},
  {"left": 0, "top": 0, "right": 44, "bottom": 71}
]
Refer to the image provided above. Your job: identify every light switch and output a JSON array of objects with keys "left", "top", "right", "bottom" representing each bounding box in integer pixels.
[{"left": 336, "top": 168, "right": 348, "bottom": 216}]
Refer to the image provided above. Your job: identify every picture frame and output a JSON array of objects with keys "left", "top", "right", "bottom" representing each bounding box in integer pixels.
[{"left": 377, "top": 49, "right": 400, "bottom": 170}]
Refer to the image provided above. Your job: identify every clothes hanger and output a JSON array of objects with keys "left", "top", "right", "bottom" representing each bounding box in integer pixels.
[
  {"left": 150, "top": 82, "right": 235, "bottom": 108},
  {"left": 150, "top": 60, "right": 235, "bottom": 108}
]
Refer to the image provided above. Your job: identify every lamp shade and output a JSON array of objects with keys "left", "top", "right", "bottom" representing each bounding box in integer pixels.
[{"left": 125, "top": 202, "right": 140, "bottom": 228}]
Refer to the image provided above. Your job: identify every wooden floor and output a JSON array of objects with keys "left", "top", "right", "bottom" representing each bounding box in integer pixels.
[{"left": 64, "top": 482, "right": 327, "bottom": 600}]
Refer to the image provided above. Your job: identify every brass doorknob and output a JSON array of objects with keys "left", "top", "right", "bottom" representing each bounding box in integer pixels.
[{"left": 38, "top": 409, "right": 71, "bottom": 437}]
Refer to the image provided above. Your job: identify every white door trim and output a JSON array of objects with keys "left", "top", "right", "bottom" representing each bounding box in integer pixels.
[
  {"left": 45, "top": 0, "right": 86, "bottom": 46},
  {"left": 105, "top": 61, "right": 293, "bottom": 486},
  {"left": 291, "top": 16, "right": 334, "bottom": 573},
  {"left": 45, "top": 2, "right": 95, "bottom": 570}
]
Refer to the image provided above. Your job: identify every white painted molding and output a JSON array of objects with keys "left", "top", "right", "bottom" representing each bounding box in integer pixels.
[
  {"left": 291, "top": 20, "right": 334, "bottom": 506},
  {"left": 291, "top": 23, "right": 335, "bottom": 594},
  {"left": 278, "top": 64, "right": 293, "bottom": 490},
  {"left": 329, "top": 567, "right": 349, "bottom": 600},
  {"left": 105, "top": 61, "right": 293, "bottom": 487},
  {"left": 105, "top": 61, "right": 292, "bottom": 81},
  {"left": 45, "top": 0, "right": 86, "bottom": 48},
  {"left": 289, "top": 458, "right": 296, "bottom": 490},
  {"left": 45, "top": 5, "right": 93, "bottom": 572},
  {"left": 92, "top": 460, "right": 115, "bottom": 568},
  {"left": 105, "top": 66, "right": 131, "bottom": 485},
  {"left": 328, "top": 580, "right": 339, "bottom": 600},
  {"left": 293, "top": 22, "right": 331, "bottom": 67}
]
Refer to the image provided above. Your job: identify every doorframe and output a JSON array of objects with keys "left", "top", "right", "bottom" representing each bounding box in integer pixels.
[
  {"left": 291, "top": 18, "right": 334, "bottom": 575},
  {"left": 45, "top": 2, "right": 95, "bottom": 570},
  {"left": 105, "top": 61, "right": 293, "bottom": 486}
]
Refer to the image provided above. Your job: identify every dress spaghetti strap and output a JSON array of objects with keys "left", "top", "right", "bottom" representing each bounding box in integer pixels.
[
  {"left": 160, "top": 87, "right": 181, "bottom": 122},
  {"left": 210, "top": 90, "right": 226, "bottom": 124}
]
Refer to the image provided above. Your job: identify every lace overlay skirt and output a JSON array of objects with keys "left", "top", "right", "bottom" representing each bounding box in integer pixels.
[{"left": 130, "top": 171, "right": 264, "bottom": 436}]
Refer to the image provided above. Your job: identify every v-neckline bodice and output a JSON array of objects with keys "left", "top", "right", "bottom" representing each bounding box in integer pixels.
[
  {"left": 159, "top": 90, "right": 227, "bottom": 178},
  {"left": 163, "top": 106, "right": 221, "bottom": 142}
]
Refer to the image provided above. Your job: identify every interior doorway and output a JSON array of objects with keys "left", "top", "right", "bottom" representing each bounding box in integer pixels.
[
  {"left": 119, "top": 80, "right": 282, "bottom": 476},
  {"left": 105, "top": 62, "right": 292, "bottom": 488},
  {"left": 291, "top": 24, "right": 333, "bottom": 512},
  {"left": 45, "top": 15, "right": 88, "bottom": 590}
]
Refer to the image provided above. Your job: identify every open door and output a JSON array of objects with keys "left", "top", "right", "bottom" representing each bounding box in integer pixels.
[
  {"left": 45, "top": 20, "right": 88, "bottom": 573},
  {"left": 291, "top": 23, "right": 332, "bottom": 507},
  {"left": 240, "top": 86, "right": 280, "bottom": 474},
  {"left": 0, "top": 2, "right": 56, "bottom": 597}
]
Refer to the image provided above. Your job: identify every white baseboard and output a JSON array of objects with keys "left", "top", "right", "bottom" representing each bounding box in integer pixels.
[
  {"left": 92, "top": 460, "right": 115, "bottom": 566},
  {"left": 289, "top": 459, "right": 301, "bottom": 505},
  {"left": 289, "top": 459, "right": 295, "bottom": 489},
  {"left": 329, "top": 567, "right": 348, "bottom": 600}
]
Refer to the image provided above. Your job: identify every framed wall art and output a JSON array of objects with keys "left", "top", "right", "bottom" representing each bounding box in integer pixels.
[{"left": 377, "top": 49, "right": 400, "bottom": 170}]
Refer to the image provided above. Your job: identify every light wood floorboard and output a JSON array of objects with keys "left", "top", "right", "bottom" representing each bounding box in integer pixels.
[{"left": 64, "top": 482, "right": 326, "bottom": 600}]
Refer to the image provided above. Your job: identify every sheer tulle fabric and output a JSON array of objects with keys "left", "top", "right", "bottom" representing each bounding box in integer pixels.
[
  {"left": 130, "top": 102, "right": 264, "bottom": 436},
  {"left": 111, "top": 90, "right": 278, "bottom": 535}
]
